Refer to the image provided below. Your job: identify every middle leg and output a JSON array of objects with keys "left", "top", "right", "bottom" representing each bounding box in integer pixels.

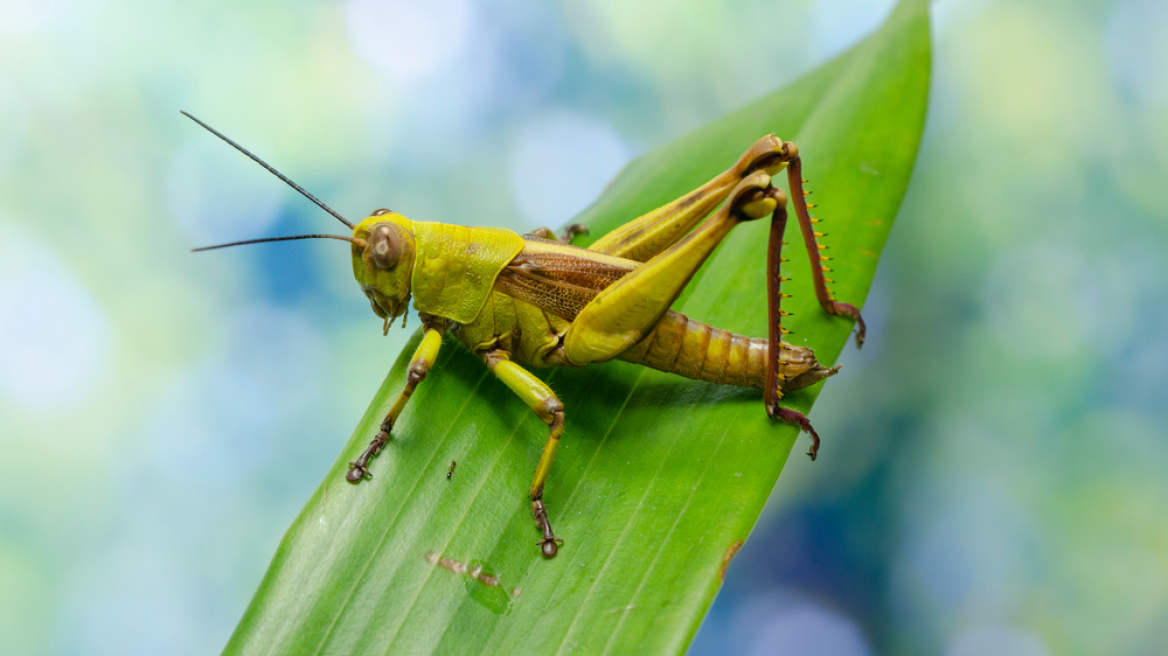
[{"left": 480, "top": 349, "right": 567, "bottom": 558}]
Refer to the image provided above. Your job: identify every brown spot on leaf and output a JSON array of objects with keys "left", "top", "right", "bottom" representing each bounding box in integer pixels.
[
  {"left": 440, "top": 557, "right": 467, "bottom": 574},
  {"left": 719, "top": 540, "right": 744, "bottom": 582},
  {"left": 424, "top": 552, "right": 503, "bottom": 587}
]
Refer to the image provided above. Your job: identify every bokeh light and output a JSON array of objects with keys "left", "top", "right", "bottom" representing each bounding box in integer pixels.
[
  {"left": 0, "top": 226, "right": 111, "bottom": 412},
  {"left": 508, "top": 110, "right": 630, "bottom": 229}
]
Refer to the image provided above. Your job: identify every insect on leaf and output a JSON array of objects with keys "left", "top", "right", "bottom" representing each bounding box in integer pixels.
[{"left": 224, "top": 0, "right": 931, "bottom": 653}]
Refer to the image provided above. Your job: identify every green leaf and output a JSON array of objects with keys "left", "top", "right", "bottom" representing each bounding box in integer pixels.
[{"left": 225, "top": 1, "right": 930, "bottom": 653}]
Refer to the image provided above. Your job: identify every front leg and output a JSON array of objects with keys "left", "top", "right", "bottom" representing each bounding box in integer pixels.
[
  {"left": 481, "top": 349, "right": 566, "bottom": 558},
  {"left": 346, "top": 320, "right": 446, "bottom": 483}
]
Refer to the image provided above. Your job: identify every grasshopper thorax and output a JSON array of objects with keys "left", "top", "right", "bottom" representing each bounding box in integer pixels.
[{"left": 352, "top": 210, "right": 416, "bottom": 325}]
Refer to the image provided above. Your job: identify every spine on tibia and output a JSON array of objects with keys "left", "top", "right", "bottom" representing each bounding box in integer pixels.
[{"left": 617, "top": 310, "right": 765, "bottom": 389}]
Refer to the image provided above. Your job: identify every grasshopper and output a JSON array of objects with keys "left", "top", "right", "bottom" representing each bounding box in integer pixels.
[{"left": 184, "top": 112, "right": 865, "bottom": 558}]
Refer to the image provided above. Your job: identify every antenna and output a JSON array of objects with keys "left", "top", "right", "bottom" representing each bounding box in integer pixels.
[
  {"left": 192, "top": 234, "right": 365, "bottom": 253},
  {"left": 180, "top": 111, "right": 355, "bottom": 229}
]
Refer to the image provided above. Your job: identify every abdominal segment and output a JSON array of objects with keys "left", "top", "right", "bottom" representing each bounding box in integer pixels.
[{"left": 616, "top": 310, "right": 838, "bottom": 391}]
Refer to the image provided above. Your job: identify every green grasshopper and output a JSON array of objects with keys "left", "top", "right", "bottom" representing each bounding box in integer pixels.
[{"left": 184, "top": 111, "right": 865, "bottom": 558}]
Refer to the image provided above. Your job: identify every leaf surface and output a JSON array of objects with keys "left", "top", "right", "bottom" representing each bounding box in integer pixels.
[{"left": 226, "top": 2, "right": 930, "bottom": 653}]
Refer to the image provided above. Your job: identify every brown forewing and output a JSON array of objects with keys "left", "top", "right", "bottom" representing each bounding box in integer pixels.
[{"left": 495, "top": 246, "right": 635, "bottom": 321}]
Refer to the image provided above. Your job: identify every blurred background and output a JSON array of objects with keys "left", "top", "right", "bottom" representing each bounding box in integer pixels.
[{"left": 1, "top": 0, "right": 1165, "bottom": 654}]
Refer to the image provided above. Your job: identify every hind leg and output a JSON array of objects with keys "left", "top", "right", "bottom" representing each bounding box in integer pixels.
[
  {"left": 564, "top": 172, "right": 783, "bottom": 366},
  {"left": 588, "top": 135, "right": 791, "bottom": 262}
]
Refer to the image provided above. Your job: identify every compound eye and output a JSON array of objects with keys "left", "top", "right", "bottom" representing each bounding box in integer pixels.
[
  {"left": 370, "top": 223, "right": 402, "bottom": 269},
  {"left": 372, "top": 208, "right": 392, "bottom": 216}
]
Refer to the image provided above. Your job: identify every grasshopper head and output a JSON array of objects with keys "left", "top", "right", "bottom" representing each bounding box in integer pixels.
[
  {"left": 351, "top": 209, "right": 416, "bottom": 325},
  {"left": 179, "top": 112, "right": 417, "bottom": 327}
]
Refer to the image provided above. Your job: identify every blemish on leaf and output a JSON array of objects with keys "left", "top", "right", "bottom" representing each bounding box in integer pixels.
[
  {"left": 424, "top": 553, "right": 513, "bottom": 613},
  {"left": 466, "top": 559, "right": 511, "bottom": 615},
  {"left": 423, "top": 552, "right": 503, "bottom": 587},
  {"left": 719, "top": 540, "right": 744, "bottom": 582}
]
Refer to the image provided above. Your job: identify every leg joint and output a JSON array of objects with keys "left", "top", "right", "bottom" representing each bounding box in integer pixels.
[
  {"left": 740, "top": 135, "right": 786, "bottom": 175},
  {"left": 407, "top": 361, "right": 429, "bottom": 385},
  {"left": 481, "top": 349, "right": 510, "bottom": 371},
  {"left": 538, "top": 399, "right": 565, "bottom": 427},
  {"left": 729, "top": 173, "right": 785, "bottom": 222},
  {"left": 741, "top": 138, "right": 800, "bottom": 175}
]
